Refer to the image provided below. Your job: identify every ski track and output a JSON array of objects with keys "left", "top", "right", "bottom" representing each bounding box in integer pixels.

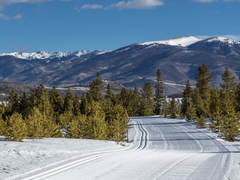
[{"left": 3, "top": 117, "right": 240, "bottom": 180}]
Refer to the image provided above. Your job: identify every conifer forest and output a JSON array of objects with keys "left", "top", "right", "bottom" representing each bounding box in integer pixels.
[{"left": 0, "top": 64, "right": 240, "bottom": 143}]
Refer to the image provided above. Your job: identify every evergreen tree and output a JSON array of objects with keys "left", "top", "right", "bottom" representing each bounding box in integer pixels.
[
  {"left": 106, "top": 83, "right": 113, "bottom": 100},
  {"left": 209, "top": 106, "right": 222, "bottom": 133},
  {"left": 181, "top": 79, "right": 192, "bottom": 116},
  {"left": 195, "top": 63, "right": 213, "bottom": 117},
  {"left": 73, "top": 93, "right": 81, "bottom": 116},
  {"left": 78, "top": 114, "right": 88, "bottom": 138},
  {"left": 89, "top": 72, "right": 104, "bottom": 103},
  {"left": 80, "top": 92, "right": 89, "bottom": 115},
  {"left": 0, "top": 117, "right": 6, "bottom": 136},
  {"left": 235, "top": 82, "right": 240, "bottom": 112},
  {"left": 162, "top": 97, "right": 169, "bottom": 117},
  {"left": 35, "top": 83, "right": 53, "bottom": 117},
  {"left": 27, "top": 107, "right": 56, "bottom": 139},
  {"left": 170, "top": 96, "right": 178, "bottom": 119},
  {"left": 186, "top": 102, "right": 197, "bottom": 121},
  {"left": 49, "top": 86, "right": 64, "bottom": 116},
  {"left": 196, "top": 115, "right": 206, "bottom": 129},
  {"left": 19, "top": 92, "right": 29, "bottom": 120},
  {"left": 192, "top": 87, "right": 208, "bottom": 118},
  {"left": 87, "top": 100, "right": 107, "bottom": 140},
  {"left": 140, "top": 82, "right": 155, "bottom": 116},
  {"left": 196, "top": 63, "right": 213, "bottom": 101},
  {"left": 154, "top": 68, "right": 164, "bottom": 115},
  {"left": 220, "top": 106, "right": 239, "bottom": 142},
  {"left": 27, "top": 107, "right": 45, "bottom": 139},
  {"left": 64, "top": 88, "right": 73, "bottom": 113},
  {"left": 67, "top": 115, "right": 81, "bottom": 138},
  {"left": 132, "top": 86, "right": 140, "bottom": 116},
  {"left": 8, "top": 89, "right": 19, "bottom": 114},
  {"left": 5, "top": 113, "right": 27, "bottom": 142},
  {"left": 220, "top": 67, "right": 237, "bottom": 92}
]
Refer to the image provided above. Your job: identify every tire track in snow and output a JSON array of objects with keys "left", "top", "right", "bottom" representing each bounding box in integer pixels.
[{"left": 18, "top": 119, "right": 147, "bottom": 180}]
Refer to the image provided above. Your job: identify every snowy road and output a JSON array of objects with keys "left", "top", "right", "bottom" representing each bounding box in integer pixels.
[
  {"left": 3, "top": 117, "right": 240, "bottom": 180},
  {"left": 16, "top": 116, "right": 240, "bottom": 180}
]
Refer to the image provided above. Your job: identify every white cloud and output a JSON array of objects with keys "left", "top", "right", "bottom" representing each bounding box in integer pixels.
[
  {"left": 0, "top": 0, "right": 53, "bottom": 10},
  {"left": 192, "top": 0, "right": 218, "bottom": 2},
  {"left": 81, "top": 4, "right": 103, "bottom": 9},
  {"left": 106, "top": 0, "right": 164, "bottom": 9},
  {"left": 0, "top": 13, "right": 23, "bottom": 20}
]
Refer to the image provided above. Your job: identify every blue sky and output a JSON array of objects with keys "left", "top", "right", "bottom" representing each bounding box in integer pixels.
[{"left": 0, "top": 0, "right": 240, "bottom": 53}]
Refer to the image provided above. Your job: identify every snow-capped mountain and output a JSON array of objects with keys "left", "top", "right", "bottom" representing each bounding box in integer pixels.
[
  {"left": 137, "top": 36, "right": 202, "bottom": 47},
  {"left": 188, "top": 36, "right": 240, "bottom": 57},
  {"left": 0, "top": 36, "right": 240, "bottom": 95},
  {"left": 0, "top": 50, "right": 111, "bottom": 61}
]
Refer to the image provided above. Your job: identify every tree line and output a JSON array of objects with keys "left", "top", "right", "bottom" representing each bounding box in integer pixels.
[
  {"left": 0, "top": 73, "right": 130, "bottom": 143},
  {"left": 0, "top": 64, "right": 239, "bottom": 142}
]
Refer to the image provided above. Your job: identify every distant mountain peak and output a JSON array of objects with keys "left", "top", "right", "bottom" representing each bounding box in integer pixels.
[
  {"left": 0, "top": 50, "right": 111, "bottom": 61},
  {"left": 204, "top": 36, "right": 240, "bottom": 44},
  {"left": 137, "top": 36, "right": 202, "bottom": 47}
]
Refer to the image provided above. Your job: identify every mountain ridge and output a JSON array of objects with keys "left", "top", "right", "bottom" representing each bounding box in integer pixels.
[{"left": 0, "top": 36, "right": 240, "bottom": 95}]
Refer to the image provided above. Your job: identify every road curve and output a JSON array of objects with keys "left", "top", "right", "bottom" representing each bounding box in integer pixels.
[{"left": 22, "top": 117, "right": 236, "bottom": 180}]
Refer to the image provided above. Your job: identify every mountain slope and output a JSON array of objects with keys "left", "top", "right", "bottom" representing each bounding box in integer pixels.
[{"left": 0, "top": 36, "right": 240, "bottom": 95}]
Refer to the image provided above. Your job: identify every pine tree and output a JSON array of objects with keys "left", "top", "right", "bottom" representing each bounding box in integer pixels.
[
  {"left": 78, "top": 114, "right": 88, "bottom": 138},
  {"left": 209, "top": 87, "right": 222, "bottom": 132},
  {"left": 49, "top": 86, "right": 64, "bottom": 116},
  {"left": 162, "top": 97, "right": 169, "bottom": 118},
  {"left": 181, "top": 79, "right": 192, "bottom": 116},
  {"left": 196, "top": 115, "right": 206, "bottom": 129},
  {"left": 220, "top": 67, "right": 237, "bottom": 109},
  {"left": 89, "top": 72, "right": 104, "bottom": 103},
  {"left": 154, "top": 68, "right": 164, "bottom": 115},
  {"left": 195, "top": 63, "right": 213, "bottom": 117},
  {"left": 19, "top": 92, "right": 30, "bottom": 120},
  {"left": 87, "top": 100, "right": 107, "bottom": 140},
  {"left": 64, "top": 88, "right": 73, "bottom": 113},
  {"left": 220, "top": 67, "right": 237, "bottom": 92},
  {"left": 35, "top": 83, "right": 53, "bottom": 117},
  {"left": 119, "top": 87, "right": 129, "bottom": 109},
  {"left": 67, "top": 116, "right": 81, "bottom": 138},
  {"left": 106, "top": 83, "right": 113, "bottom": 100},
  {"left": 196, "top": 63, "right": 213, "bottom": 101},
  {"left": 186, "top": 102, "right": 197, "bottom": 121},
  {"left": 0, "top": 117, "right": 6, "bottom": 136},
  {"left": 220, "top": 107, "right": 239, "bottom": 142},
  {"left": 8, "top": 89, "right": 19, "bottom": 114},
  {"left": 111, "top": 104, "right": 129, "bottom": 143},
  {"left": 170, "top": 96, "right": 178, "bottom": 119},
  {"left": 235, "top": 82, "right": 240, "bottom": 112},
  {"left": 192, "top": 87, "right": 208, "bottom": 118},
  {"left": 5, "top": 113, "right": 27, "bottom": 142},
  {"left": 209, "top": 106, "right": 222, "bottom": 133},
  {"left": 27, "top": 107, "right": 56, "bottom": 139},
  {"left": 140, "top": 82, "right": 155, "bottom": 116},
  {"left": 26, "top": 107, "right": 45, "bottom": 139},
  {"left": 73, "top": 93, "right": 81, "bottom": 116},
  {"left": 209, "top": 86, "right": 221, "bottom": 116},
  {"left": 80, "top": 92, "right": 89, "bottom": 115},
  {"left": 131, "top": 86, "right": 140, "bottom": 116}
]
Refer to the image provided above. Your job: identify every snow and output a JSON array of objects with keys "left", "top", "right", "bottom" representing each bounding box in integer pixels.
[
  {"left": 205, "top": 36, "right": 240, "bottom": 44},
  {"left": 1, "top": 117, "right": 240, "bottom": 180},
  {"left": 0, "top": 50, "right": 111, "bottom": 61},
  {"left": 138, "top": 36, "right": 202, "bottom": 47}
]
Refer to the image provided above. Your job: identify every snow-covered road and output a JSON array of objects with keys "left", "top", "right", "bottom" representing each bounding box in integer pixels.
[{"left": 2, "top": 116, "right": 240, "bottom": 180}]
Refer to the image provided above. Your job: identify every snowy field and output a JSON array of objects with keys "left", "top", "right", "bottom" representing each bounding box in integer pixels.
[{"left": 1, "top": 116, "right": 240, "bottom": 179}]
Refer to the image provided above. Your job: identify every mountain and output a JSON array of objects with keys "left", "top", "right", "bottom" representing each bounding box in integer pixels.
[{"left": 0, "top": 36, "right": 240, "bottom": 95}]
